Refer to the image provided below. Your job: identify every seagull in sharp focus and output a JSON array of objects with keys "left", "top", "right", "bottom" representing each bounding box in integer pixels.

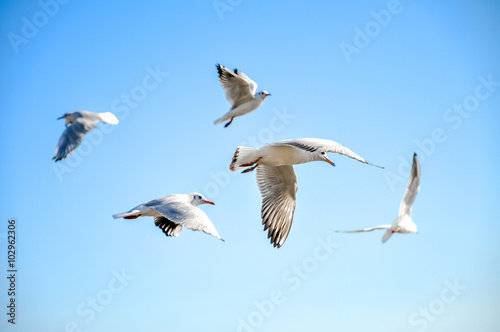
[
  {"left": 336, "top": 153, "right": 421, "bottom": 243},
  {"left": 112, "top": 193, "right": 223, "bottom": 241},
  {"left": 214, "top": 64, "right": 271, "bottom": 127},
  {"left": 53, "top": 110, "right": 119, "bottom": 161},
  {"left": 229, "top": 138, "right": 383, "bottom": 248}
]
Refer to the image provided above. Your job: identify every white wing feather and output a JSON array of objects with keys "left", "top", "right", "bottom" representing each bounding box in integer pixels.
[
  {"left": 216, "top": 64, "right": 254, "bottom": 106},
  {"left": 256, "top": 165, "right": 298, "bottom": 248},
  {"left": 269, "top": 138, "right": 383, "bottom": 168}
]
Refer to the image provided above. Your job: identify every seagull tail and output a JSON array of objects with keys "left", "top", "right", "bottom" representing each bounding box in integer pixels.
[
  {"left": 214, "top": 113, "right": 230, "bottom": 125},
  {"left": 382, "top": 229, "right": 393, "bottom": 244},
  {"left": 112, "top": 211, "right": 138, "bottom": 219},
  {"left": 99, "top": 112, "right": 119, "bottom": 125},
  {"left": 229, "top": 146, "right": 260, "bottom": 172}
]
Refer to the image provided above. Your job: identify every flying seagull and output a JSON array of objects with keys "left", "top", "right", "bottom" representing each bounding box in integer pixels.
[
  {"left": 214, "top": 64, "right": 270, "bottom": 127},
  {"left": 113, "top": 193, "right": 223, "bottom": 241},
  {"left": 229, "top": 138, "right": 383, "bottom": 248},
  {"left": 53, "top": 110, "right": 119, "bottom": 161},
  {"left": 337, "top": 153, "right": 421, "bottom": 243}
]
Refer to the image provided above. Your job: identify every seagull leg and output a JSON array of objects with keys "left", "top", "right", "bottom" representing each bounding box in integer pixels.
[
  {"left": 224, "top": 117, "right": 234, "bottom": 128},
  {"left": 124, "top": 215, "right": 140, "bottom": 219},
  {"left": 240, "top": 157, "right": 261, "bottom": 167},
  {"left": 242, "top": 164, "right": 259, "bottom": 173}
]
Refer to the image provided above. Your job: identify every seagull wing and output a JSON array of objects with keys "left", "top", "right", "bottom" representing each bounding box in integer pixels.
[
  {"left": 336, "top": 225, "right": 391, "bottom": 233},
  {"left": 154, "top": 216, "right": 183, "bottom": 237},
  {"left": 234, "top": 69, "right": 258, "bottom": 96},
  {"left": 399, "top": 153, "right": 421, "bottom": 217},
  {"left": 256, "top": 165, "right": 298, "bottom": 248},
  {"left": 216, "top": 64, "right": 254, "bottom": 106},
  {"left": 53, "top": 119, "right": 96, "bottom": 161},
  {"left": 269, "top": 138, "right": 383, "bottom": 168},
  {"left": 97, "top": 112, "right": 119, "bottom": 125},
  {"left": 153, "top": 202, "right": 223, "bottom": 240}
]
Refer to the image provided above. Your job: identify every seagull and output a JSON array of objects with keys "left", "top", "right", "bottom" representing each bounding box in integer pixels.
[
  {"left": 214, "top": 64, "right": 271, "bottom": 127},
  {"left": 112, "top": 193, "right": 223, "bottom": 241},
  {"left": 53, "top": 110, "right": 119, "bottom": 161},
  {"left": 229, "top": 138, "right": 383, "bottom": 248},
  {"left": 336, "top": 153, "right": 421, "bottom": 243}
]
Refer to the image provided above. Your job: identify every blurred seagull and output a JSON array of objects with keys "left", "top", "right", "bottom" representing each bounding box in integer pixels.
[
  {"left": 113, "top": 193, "right": 223, "bottom": 241},
  {"left": 229, "top": 138, "right": 383, "bottom": 248},
  {"left": 336, "top": 153, "right": 421, "bottom": 243},
  {"left": 214, "top": 64, "right": 271, "bottom": 127},
  {"left": 53, "top": 111, "right": 119, "bottom": 161}
]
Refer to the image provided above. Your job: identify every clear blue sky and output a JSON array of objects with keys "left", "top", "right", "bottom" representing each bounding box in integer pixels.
[{"left": 1, "top": 1, "right": 499, "bottom": 331}]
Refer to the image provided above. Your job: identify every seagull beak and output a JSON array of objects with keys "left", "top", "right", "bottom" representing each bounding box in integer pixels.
[
  {"left": 204, "top": 200, "right": 215, "bottom": 205},
  {"left": 265, "top": 93, "right": 271, "bottom": 96},
  {"left": 324, "top": 156, "right": 336, "bottom": 167}
]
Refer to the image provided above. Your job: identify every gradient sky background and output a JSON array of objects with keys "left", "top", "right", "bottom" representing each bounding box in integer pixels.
[{"left": 1, "top": 1, "right": 499, "bottom": 331}]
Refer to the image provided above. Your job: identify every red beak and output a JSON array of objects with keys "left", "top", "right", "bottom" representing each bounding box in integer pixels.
[
  {"left": 204, "top": 200, "right": 215, "bottom": 205},
  {"left": 265, "top": 93, "right": 271, "bottom": 96}
]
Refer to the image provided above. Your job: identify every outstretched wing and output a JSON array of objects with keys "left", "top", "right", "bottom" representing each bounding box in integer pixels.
[
  {"left": 336, "top": 225, "right": 391, "bottom": 233},
  {"left": 399, "top": 153, "right": 421, "bottom": 217},
  {"left": 234, "top": 69, "right": 258, "bottom": 95},
  {"left": 153, "top": 202, "right": 223, "bottom": 240},
  {"left": 269, "top": 138, "right": 383, "bottom": 168},
  {"left": 53, "top": 119, "right": 95, "bottom": 161},
  {"left": 256, "top": 165, "right": 298, "bottom": 248},
  {"left": 216, "top": 64, "right": 254, "bottom": 106}
]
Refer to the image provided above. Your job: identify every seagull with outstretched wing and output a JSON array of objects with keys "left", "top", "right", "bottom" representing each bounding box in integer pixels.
[
  {"left": 214, "top": 64, "right": 270, "bottom": 127},
  {"left": 337, "top": 153, "right": 421, "bottom": 243},
  {"left": 53, "top": 110, "right": 119, "bottom": 161},
  {"left": 113, "top": 193, "right": 223, "bottom": 241},
  {"left": 229, "top": 138, "right": 383, "bottom": 248}
]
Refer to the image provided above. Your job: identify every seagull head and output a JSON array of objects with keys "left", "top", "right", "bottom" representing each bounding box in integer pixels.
[
  {"left": 317, "top": 151, "right": 335, "bottom": 167},
  {"left": 57, "top": 112, "right": 77, "bottom": 126},
  {"left": 257, "top": 91, "right": 271, "bottom": 99},
  {"left": 190, "top": 193, "right": 215, "bottom": 206}
]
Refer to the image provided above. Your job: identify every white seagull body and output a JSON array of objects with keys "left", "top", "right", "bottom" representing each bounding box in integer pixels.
[
  {"left": 112, "top": 193, "right": 223, "bottom": 241},
  {"left": 214, "top": 64, "right": 270, "bottom": 127},
  {"left": 53, "top": 110, "right": 119, "bottom": 161},
  {"left": 229, "top": 138, "right": 383, "bottom": 248},
  {"left": 337, "top": 153, "right": 421, "bottom": 243}
]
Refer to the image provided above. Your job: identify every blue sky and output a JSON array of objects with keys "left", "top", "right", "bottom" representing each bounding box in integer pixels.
[{"left": 1, "top": 0, "right": 499, "bottom": 331}]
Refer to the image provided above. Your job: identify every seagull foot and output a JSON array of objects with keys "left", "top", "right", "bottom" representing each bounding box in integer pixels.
[
  {"left": 240, "top": 158, "right": 261, "bottom": 167},
  {"left": 224, "top": 117, "right": 234, "bottom": 128},
  {"left": 242, "top": 164, "right": 259, "bottom": 173}
]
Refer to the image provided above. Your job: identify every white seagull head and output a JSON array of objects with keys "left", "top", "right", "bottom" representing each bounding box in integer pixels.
[
  {"left": 57, "top": 112, "right": 78, "bottom": 126},
  {"left": 256, "top": 91, "right": 271, "bottom": 99},
  {"left": 189, "top": 193, "right": 215, "bottom": 206},
  {"left": 316, "top": 150, "right": 336, "bottom": 166}
]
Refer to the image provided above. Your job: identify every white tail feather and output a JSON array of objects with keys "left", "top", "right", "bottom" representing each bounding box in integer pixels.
[
  {"left": 229, "top": 146, "right": 260, "bottom": 171},
  {"left": 112, "top": 211, "right": 139, "bottom": 219},
  {"left": 214, "top": 113, "right": 231, "bottom": 125},
  {"left": 382, "top": 229, "right": 393, "bottom": 243}
]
